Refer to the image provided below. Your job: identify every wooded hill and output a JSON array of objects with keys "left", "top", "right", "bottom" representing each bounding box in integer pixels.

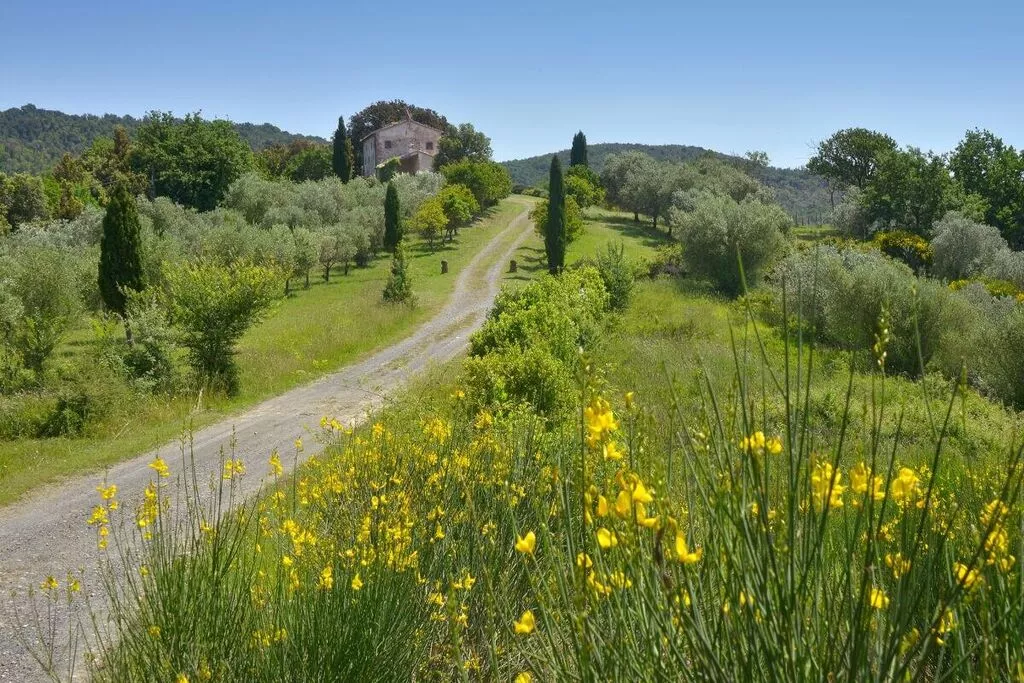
[
  {"left": 0, "top": 104, "right": 327, "bottom": 174},
  {"left": 502, "top": 142, "right": 832, "bottom": 222}
]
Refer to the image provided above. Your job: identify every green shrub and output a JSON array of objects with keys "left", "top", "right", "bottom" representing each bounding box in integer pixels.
[
  {"left": 873, "top": 229, "right": 933, "bottom": 272},
  {"left": 930, "top": 211, "right": 1007, "bottom": 280},
  {"left": 382, "top": 242, "right": 415, "bottom": 305},
  {"left": 530, "top": 195, "right": 584, "bottom": 245},
  {"left": 593, "top": 242, "right": 635, "bottom": 310},
  {"left": 0, "top": 392, "right": 57, "bottom": 439},
  {"left": 676, "top": 194, "right": 789, "bottom": 295}
]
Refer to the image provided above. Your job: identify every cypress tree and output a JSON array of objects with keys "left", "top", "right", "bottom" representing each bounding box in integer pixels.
[
  {"left": 98, "top": 183, "right": 144, "bottom": 318},
  {"left": 545, "top": 156, "right": 566, "bottom": 274},
  {"left": 382, "top": 241, "right": 414, "bottom": 304},
  {"left": 383, "top": 181, "right": 402, "bottom": 252},
  {"left": 332, "top": 116, "right": 354, "bottom": 182},
  {"left": 570, "top": 131, "right": 588, "bottom": 167}
]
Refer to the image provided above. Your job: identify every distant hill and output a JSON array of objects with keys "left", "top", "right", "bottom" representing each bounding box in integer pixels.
[
  {"left": 0, "top": 104, "right": 328, "bottom": 174},
  {"left": 502, "top": 143, "right": 832, "bottom": 223}
]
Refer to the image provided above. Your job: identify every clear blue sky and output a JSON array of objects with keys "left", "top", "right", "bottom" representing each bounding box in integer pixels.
[{"left": 2, "top": 0, "right": 1022, "bottom": 168}]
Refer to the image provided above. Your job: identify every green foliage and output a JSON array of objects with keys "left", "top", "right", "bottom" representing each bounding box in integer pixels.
[
  {"left": 930, "top": 211, "right": 1008, "bottom": 281},
  {"left": 0, "top": 171, "right": 50, "bottom": 229},
  {"left": 466, "top": 267, "right": 608, "bottom": 415},
  {"left": 949, "top": 128, "right": 1024, "bottom": 247},
  {"left": 409, "top": 198, "right": 446, "bottom": 250},
  {"left": 570, "top": 130, "right": 588, "bottom": 167},
  {"left": 807, "top": 127, "right": 897, "bottom": 201},
  {"left": 436, "top": 183, "right": 480, "bottom": 240},
  {"left": 98, "top": 183, "right": 145, "bottom": 316},
  {"left": 564, "top": 168, "right": 605, "bottom": 208},
  {"left": 376, "top": 157, "right": 401, "bottom": 183},
  {"left": 531, "top": 195, "right": 583, "bottom": 244},
  {"left": 872, "top": 229, "right": 933, "bottom": 273},
  {"left": 285, "top": 146, "right": 333, "bottom": 182},
  {"left": 861, "top": 147, "right": 953, "bottom": 236},
  {"left": 0, "top": 244, "right": 82, "bottom": 375},
  {"left": 93, "top": 292, "right": 178, "bottom": 391},
  {"left": 130, "top": 112, "right": 255, "bottom": 211},
  {"left": 383, "top": 182, "right": 402, "bottom": 252},
  {"left": 433, "top": 123, "right": 493, "bottom": 168},
  {"left": 382, "top": 241, "right": 414, "bottom": 305},
  {"left": 676, "top": 194, "right": 789, "bottom": 295},
  {"left": 439, "top": 160, "right": 512, "bottom": 208},
  {"left": 163, "top": 260, "right": 283, "bottom": 394},
  {"left": 331, "top": 116, "right": 354, "bottom": 182},
  {"left": 544, "top": 156, "right": 567, "bottom": 274},
  {"left": 593, "top": 242, "right": 635, "bottom": 310}
]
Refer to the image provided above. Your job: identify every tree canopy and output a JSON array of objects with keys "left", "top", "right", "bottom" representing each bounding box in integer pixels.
[
  {"left": 570, "top": 131, "right": 588, "bottom": 167},
  {"left": 434, "top": 123, "right": 493, "bottom": 169},
  {"left": 130, "top": 112, "right": 255, "bottom": 211}
]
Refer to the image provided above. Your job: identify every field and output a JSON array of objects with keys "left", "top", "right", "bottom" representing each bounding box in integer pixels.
[
  {"left": 47, "top": 210, "right": 1024, "bottom": 682},
  {"left": 0, "top": 198, "right": 531, "bottom": 505}
]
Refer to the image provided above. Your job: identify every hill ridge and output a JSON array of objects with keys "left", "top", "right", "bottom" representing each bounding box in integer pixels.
[
  {"left": 0, "top": 103, "right": 328, "bottom": 174},
  {"left": 501, "top": 142, "right": 831, "bottom": 222}
]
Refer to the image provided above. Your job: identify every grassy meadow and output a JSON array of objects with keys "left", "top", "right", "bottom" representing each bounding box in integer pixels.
[
  {"left": 34, "top": 210, "right": 1024, "bottom": 682},
  {"left": 0, "top": 198, "right": 531, "bottom": 505}
]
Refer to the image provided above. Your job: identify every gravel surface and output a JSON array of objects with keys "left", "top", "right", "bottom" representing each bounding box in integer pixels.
[{"left": 0, "top": 202, "right": 534, "bottom": 681}]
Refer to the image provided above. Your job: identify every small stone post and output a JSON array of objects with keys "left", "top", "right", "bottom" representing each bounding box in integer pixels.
[
  {"left": 441, "top": 260, "right": 449, "bottom": 274},
  {"left": 509, "top": 259, "right": 518, "bottom": 273}
]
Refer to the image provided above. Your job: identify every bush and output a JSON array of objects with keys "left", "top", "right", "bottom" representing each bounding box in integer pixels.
[
  {"left": 675, "top": 194, "right": 789, "bottom": 295},
  {"left": 930, "top": 211, "right": 1007, "bottom": 280},
  {"left": 530, "top": 195, "right": 584, "bottom": 244},
  {"left": 439, "top": 160, "right": 512, "bottom": 208},
  {"left": 594, "top": 242, "right": 635, "bottom": 310},
  {"left": 873, "top": 230, "right": 932, "bottom": 272},
  {"left": 163, "top": 260, "right": 284, "bottom": 394},
  {"left": 382, "top": 242, "right": 414, "bottom": 305},
  {"left": 467, "top": 267, "right": 608, "bottom": 416}
]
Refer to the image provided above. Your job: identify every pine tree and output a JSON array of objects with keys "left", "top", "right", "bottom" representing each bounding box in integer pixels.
[
  {"left": 382, "top": 241, "right": 414, "bottom": 304},
  {"left": 545, "top": 156, "right": 567, "bottom": 274},
  {"left": 383, "top": 181, "right": 402, "bottom": 252},
  {"left": 570, "top": 131, "right": 588, "bottom": 167},
  {"left": 332, "top": 116, "right": 354, "bottom": 182},
  {"left": 98, "top": 183, "right": 144, "bottom": 318}
]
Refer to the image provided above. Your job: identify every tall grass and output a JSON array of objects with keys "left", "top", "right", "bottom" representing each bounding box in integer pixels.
[{"left": 32, "top": 273, "right": 1024, "bottom": 682}]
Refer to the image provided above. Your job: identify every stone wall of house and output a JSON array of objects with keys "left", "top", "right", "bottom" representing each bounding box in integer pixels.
[{"left": 362, "top": 120, "right": 441, "bottom": 176}]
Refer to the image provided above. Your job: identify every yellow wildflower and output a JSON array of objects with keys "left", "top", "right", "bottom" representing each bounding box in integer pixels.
[
  {"left": 953, "top": 562, "right": 982, "bottom": 591},
  {"left": 515, "top": 531, "right": 536, "bottom": 555},
  {"left": 40, "top": 576, "right": 58, "bottom": 591},
  {"left": 176, "top": 674, "right": 189, "bottom": 683},
  {"left": 351, "top": 572, "right": 364, "bottom": 591},
  {"left": 869, "top": 587, "right": 890, "bottom": 609},
  {"left": 890, "top": 467, "right": 921, "bottom": 504},
  {"left": 596, "top": 495, "right": 609, "bottom": 517},
  {"left": 513, "top": 609, "right": 536, "bottom": 635},
  {"left": 597, "top": 527, "right": 618, "bottom": 549},
  {"left": 602, "top": 440, "right": 625, "bottom": 461},
  {"left": 515, "top": 673, "right": 533, "bottom": 683},
  {"left": 674, "top": 532, "right": 702, "bottom": 564},
  {"left": 317, "top": 565, "right": 334, "bottom": 591},
  {"left": 810, "top": 461, "right": 845, "bottom": 509},
  {"left": 268, "top": 452, "right": 283, "bottom": 477},
  {"left": 148, "top": 457, "right": 169, "bottom": 478},
  {"left": 885, "top": 552, "right": 911, "bottom": 579}
]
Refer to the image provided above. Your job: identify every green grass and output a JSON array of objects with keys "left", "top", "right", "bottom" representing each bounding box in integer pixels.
[
  {"left": 791, "top": 223, "right": 841, "bottom": 243},
  {"left": 0, "top": 198, "right": 535, "bottom": 505},
  {"left": 504, "top": 207, "right": 673, "bottom": 285}
]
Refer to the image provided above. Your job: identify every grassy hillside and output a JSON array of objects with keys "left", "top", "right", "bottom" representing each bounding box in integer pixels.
[
  {"left": 0, "top": 104, "right": 327, "bottom": 173},
  {"left": 502, "top": 142, "right": 832, "bottom": 223}
]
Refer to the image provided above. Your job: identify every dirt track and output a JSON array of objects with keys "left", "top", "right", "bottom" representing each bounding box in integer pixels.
[{"left": 0, "top": 201, "right": 534, "bottom": 681}]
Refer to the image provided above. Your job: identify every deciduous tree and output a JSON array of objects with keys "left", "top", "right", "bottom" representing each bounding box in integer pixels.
[
  {"left": 808, "top": 128, "right": 897, "bottom": 207},
  {"left": 434, "top": 123, "right": 493, "bottom": 169}
]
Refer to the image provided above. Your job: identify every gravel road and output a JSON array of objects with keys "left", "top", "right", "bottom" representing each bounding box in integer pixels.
[{"left": 0, "top": 201, "right": 534, "bottom": 681}]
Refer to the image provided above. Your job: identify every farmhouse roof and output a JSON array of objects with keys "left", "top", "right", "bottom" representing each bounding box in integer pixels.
[{"left": 360, "top": 118, "right": 442, "bottom": 142}]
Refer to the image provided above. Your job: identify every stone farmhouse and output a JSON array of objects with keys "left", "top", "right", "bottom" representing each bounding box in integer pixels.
[{"left": 361, "top": 112, "right": 443, "bottom": 176}]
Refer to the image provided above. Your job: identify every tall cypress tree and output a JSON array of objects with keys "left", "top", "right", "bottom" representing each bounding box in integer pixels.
[
  {"left": 383, "top": 182, "right": 402, "bottom": 252},
  {"left": 332, "top": 115, "right": 354, "bottom": 182},
  {"left": 545, "top": 156, "right": 566, "bottom": 274},
  {"left": 570, "top": 131, "right": 588, "bottom": 167},
  {"left": 98, "top": 183, "right": 144, "bottom": 317}
]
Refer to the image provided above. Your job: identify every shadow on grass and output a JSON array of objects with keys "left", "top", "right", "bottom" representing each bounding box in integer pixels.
[{"left": 597, "top": 214, "right": 675, "bottom": 249}]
